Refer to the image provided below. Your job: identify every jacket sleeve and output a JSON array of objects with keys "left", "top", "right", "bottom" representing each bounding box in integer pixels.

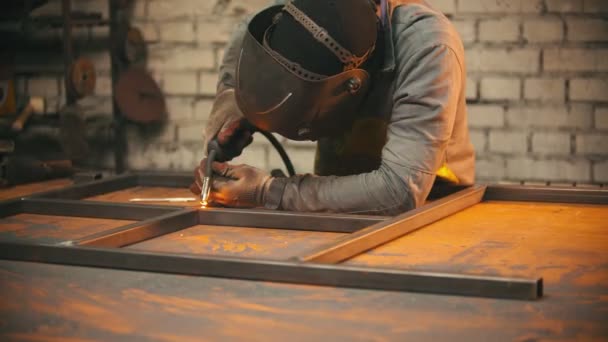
[{"left": 268, "top": 43, "right": 463, "bottom": 216}]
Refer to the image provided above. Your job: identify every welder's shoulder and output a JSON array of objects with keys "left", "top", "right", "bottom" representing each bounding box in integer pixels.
[{"left": 391, "top": 2, "right": 463, "bottom": 55}]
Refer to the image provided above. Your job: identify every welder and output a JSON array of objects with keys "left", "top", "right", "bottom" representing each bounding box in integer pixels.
[{"left": 190, "top": 0, "right": 475, "bottom": 216}]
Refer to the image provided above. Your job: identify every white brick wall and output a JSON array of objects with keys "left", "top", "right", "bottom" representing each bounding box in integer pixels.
[{"left": 12, "top": 0, "right": 608, "bottom": 185}]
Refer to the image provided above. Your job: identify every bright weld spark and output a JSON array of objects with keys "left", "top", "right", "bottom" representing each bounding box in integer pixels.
[{"left": 200, "top": 201, "right": 208, "bottom": 208}]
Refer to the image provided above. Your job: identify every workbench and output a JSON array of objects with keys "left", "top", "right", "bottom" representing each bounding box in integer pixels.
[{"left": 0, "top": 174, "right": 606, "bottom": 341}]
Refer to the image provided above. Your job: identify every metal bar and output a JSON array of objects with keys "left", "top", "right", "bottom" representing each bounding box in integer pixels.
[
  {"left": 0, "top": 200, "right": 24, "bottom": 218},
  {"left": 61, "top": 0, "right": 76, "bottom": 105},
  {"left": 19, "top": 198, "right": 178, "bottom": 220},
  {"left": 109, "top": 0, "right": 126, "bottom": 173},
  {"left": 198, "top": 209, "right": 386, "bottom": 233},
  {"left": 32, "top": 174, "right": 136, "bottom": 200},
  {"left": 0, "top": 242, "right": 542, "bottom": 300},
  {"left": 298, "top": 185, "right": 487, "bottom": 264},
  {"left": 484, "top": 185, "right": 608, "bottom": 205},
  {"left": 75, "top": 209, "right": 198, "bottom": 247}
]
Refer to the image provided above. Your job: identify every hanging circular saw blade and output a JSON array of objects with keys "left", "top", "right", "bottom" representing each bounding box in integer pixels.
[
  {"left": 68, "top": 57, "right": 96, "bottom": 99},
  {"left": 114, "top": 67, "right": 166, "bottom": 123}
]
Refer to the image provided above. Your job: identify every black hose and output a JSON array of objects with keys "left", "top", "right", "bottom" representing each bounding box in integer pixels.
[{"left": 257, "top": 129, "right": 296, "bottom": 177}]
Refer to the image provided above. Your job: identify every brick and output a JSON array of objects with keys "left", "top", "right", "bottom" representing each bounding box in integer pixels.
[
  {"left": 160, "top": 22, "right": 195, "bottom": 43},
  {"left": 132, "top": 1, "right": 147, "bottom": 19},
  {"left": 595, "top": 107, "right": 608, "bottom": 129},
  {"left": 532, "top": 132, "right": 571, "bottom": 155},
  {"left": 469, "top": 129, "right": 487, "bottom": 153},
  {"left": 458, "top": 0, "right": 543, "bottom": 13},
  {"left": 197, "top": 19, "right": 238, "bottom": 44},
  {"left": 193, "top": 99, "right": 214, "bottom": 121},
  {"left": 524, "top": 78, "right": 565, "bottom": 102},
  {"left": 127, "top": 123, "right": 176, "bottom": 143},
  {"left": 489, "top": 131, "right": 528, "bottom": 153},
  {"left": 567, "top": 18, "right": 608, "bottom": 42},
  {"left": 148, "top": 47, "right": 215, "bottom": 71},
  {"left": 467, "top": 48, "right": 539, "bottom": 73},
  {"left": 594, "top": 161, "right": 608, "bottom": 182},
  {"left": 163, "top": 72, "right": 197, "bottom": 95},
  {"left": 452, "top": 20, "right": 476, "bottom": 44},
  {"left": 232, "top": 145, "right": 269, "bottom": 170},
  {"left": 178, "top": 121, "right": 206, "bottom": 142},
  {"left": 546, "top": 0, "right": 583, "bottom": 12},
  {"left": 523, "top": 18, "right": 564, "bottom": 43},
  {"left": 148, "top": 0, "right": 215, "bottom": 20},
  {"left": 94, "top": 74, "right": 112, "bottom": 96},
  {"left": 479, "top": 18, "right": 520, "bottom": 42},
  {"left": 577, "top": 133, "right": 608, "bottom": 154},
  {"left": 431, "top": 0, "right": 456, "bottom": 14},
  {"left": 135, "top": 23, "right": 159, "bottom": 43},
  {"left": 569, "top": 78, "right": 608, "bottom": 102},
  {"left": 481, "top": 77, "right": 521, "bottom": 101},
  {"left": 199, "top": 72, "right": 219, "bottom": 96},
  {"left": 506, "top": 104, "right": 593, "bottom": 128},
  {"left": 27, "top": 76, "right": 60, "bottom": 98},
  {"left": 468, "top": 104, "right": 505, "bottom": 128},
  {"left": 86, "top": 52, "right": 111, "bottom": 72},
  {"left": 507, "top": 158, "right": 591, "bottom": 181},
  {"left": 224, "top": 0, "right": 270, "bottom": 16},
  {"left": 544, "top": 48, "right": 608, "bottom": 72},
  {"left": 476, "top": 158, "right": 506, "bottom": 180},
  {"left": 269, "top": 147, "right": 316, "bottom": 175},
  {"left": 165, "top": 97, "right": 193, "bottom": 120},
  {"left": 466, "top": 77, "right": 478, "bottom": 101},
  {"left": 585, "top": 0, "right": 608, "bottom": 13}
]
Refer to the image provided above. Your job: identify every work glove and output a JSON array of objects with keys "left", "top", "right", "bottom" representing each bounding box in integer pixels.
[
  {"left": 204, "top": 89, "right": 254, "bottom": 162},
  {"left": 190, "top": 159, "right": 274, "bottom": 208}
]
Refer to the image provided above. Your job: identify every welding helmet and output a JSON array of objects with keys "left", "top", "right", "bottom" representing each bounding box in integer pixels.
[{"left": 235, "top": 0, "right": 378, "bottom": 140}]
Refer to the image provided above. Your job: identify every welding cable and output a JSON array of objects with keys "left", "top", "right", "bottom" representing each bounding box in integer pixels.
[{"left": 256, "top": 129, "right": 296, "bottom": 177}]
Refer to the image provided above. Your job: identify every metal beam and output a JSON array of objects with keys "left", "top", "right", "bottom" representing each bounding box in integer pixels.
[
  {"left": 0, "top": 198, "right": 179, "bottom": 221},
  {"left": 136, "top": 172, "right": 193, "bottom": 187},
  {"left": 75, "top": 209, "right": 198, "bottom": 247},
  {"left": 297, "top": 185, "right": 487, "bottom": 264},
  {"left": 0, "top": 241, "right": 543, "bottom": 300},
  {"left": 484, "top": 185, "right": 608, "bottom": 205},
  {"left": 198, "top": 209, "right": 386, "bottom": 233},
  {"left": 31, "top": 174, "right": 136, "bottom": 200}
]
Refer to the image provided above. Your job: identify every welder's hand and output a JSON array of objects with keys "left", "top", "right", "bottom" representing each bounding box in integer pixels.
[
  {"left": 190, "top": 159, "right": 273, "bottom": 208},
  {"left": 204, "top": 89, "right": 254, "bottom": 162}
]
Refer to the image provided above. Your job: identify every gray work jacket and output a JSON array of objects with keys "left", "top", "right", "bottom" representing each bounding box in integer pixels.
[{"left": 213, "top": 0, "right": 475, "bottom": 216}]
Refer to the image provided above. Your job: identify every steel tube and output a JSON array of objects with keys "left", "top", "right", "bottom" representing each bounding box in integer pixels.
[
  {"left": 0, "top": 242, "right": 543, "bottom": 300},
  {"left": 484, "top": 185, "right": 608, "bottom": 205}
]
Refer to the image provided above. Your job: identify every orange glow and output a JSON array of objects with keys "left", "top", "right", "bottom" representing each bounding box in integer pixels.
[{"left": 200, "top": 200, "right": 208, "bottom": 208}]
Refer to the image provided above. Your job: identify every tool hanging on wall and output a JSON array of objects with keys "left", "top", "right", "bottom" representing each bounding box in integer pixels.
[
  {"left": 68, "top": 57, "right": 96, "bottom": 99},
  {"left": 122, "top": 26, "right": 146, "bottom": 64},
  {"left": 114, "top": 67, "right": 165, "bottom": 123},
  {"left": 11, "top": 97, "right": 45, "bottom": 132}
]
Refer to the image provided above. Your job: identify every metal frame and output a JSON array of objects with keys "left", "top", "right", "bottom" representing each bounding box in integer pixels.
[{"left": 3, "top": 173, "right": 605, "bottom": 300}]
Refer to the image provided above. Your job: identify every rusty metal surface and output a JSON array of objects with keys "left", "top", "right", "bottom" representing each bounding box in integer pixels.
[
  {"left": 0, "top": 179, "right": 73, "bottom": 201},
  {"left": 86, "top": 186, "right": 201, "bottom": 207},
  {"left": 0, "top": 260, "right": 605, "bottom": 340},
  {"left": 0, "top": 214, "right": 133, "bottom": 244},
  {"left": 128, "top": 225, "right": 346, "bottom": 260},
  {"left": 299, "top": 185, "right": 486, "bottom": 263}
]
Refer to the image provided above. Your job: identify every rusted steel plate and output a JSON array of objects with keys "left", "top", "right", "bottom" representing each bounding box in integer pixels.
[
  {"left": 0, "top": 179, "right": 73, "bottom": 201},
  {"left": 0, "top": 260, "right": 604, "bottom": 340},
  {"left": 0, "top": 214, "right": 134, "bottom": 244},
  {"left": 128, "top": 225, "right": 345, "bottom": 260},
  {"left": 86, "top": 186, "right": 199, "bottom": 207},
  {"left": 347, "top": 201, "right": 608, "bottom": 299}
]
